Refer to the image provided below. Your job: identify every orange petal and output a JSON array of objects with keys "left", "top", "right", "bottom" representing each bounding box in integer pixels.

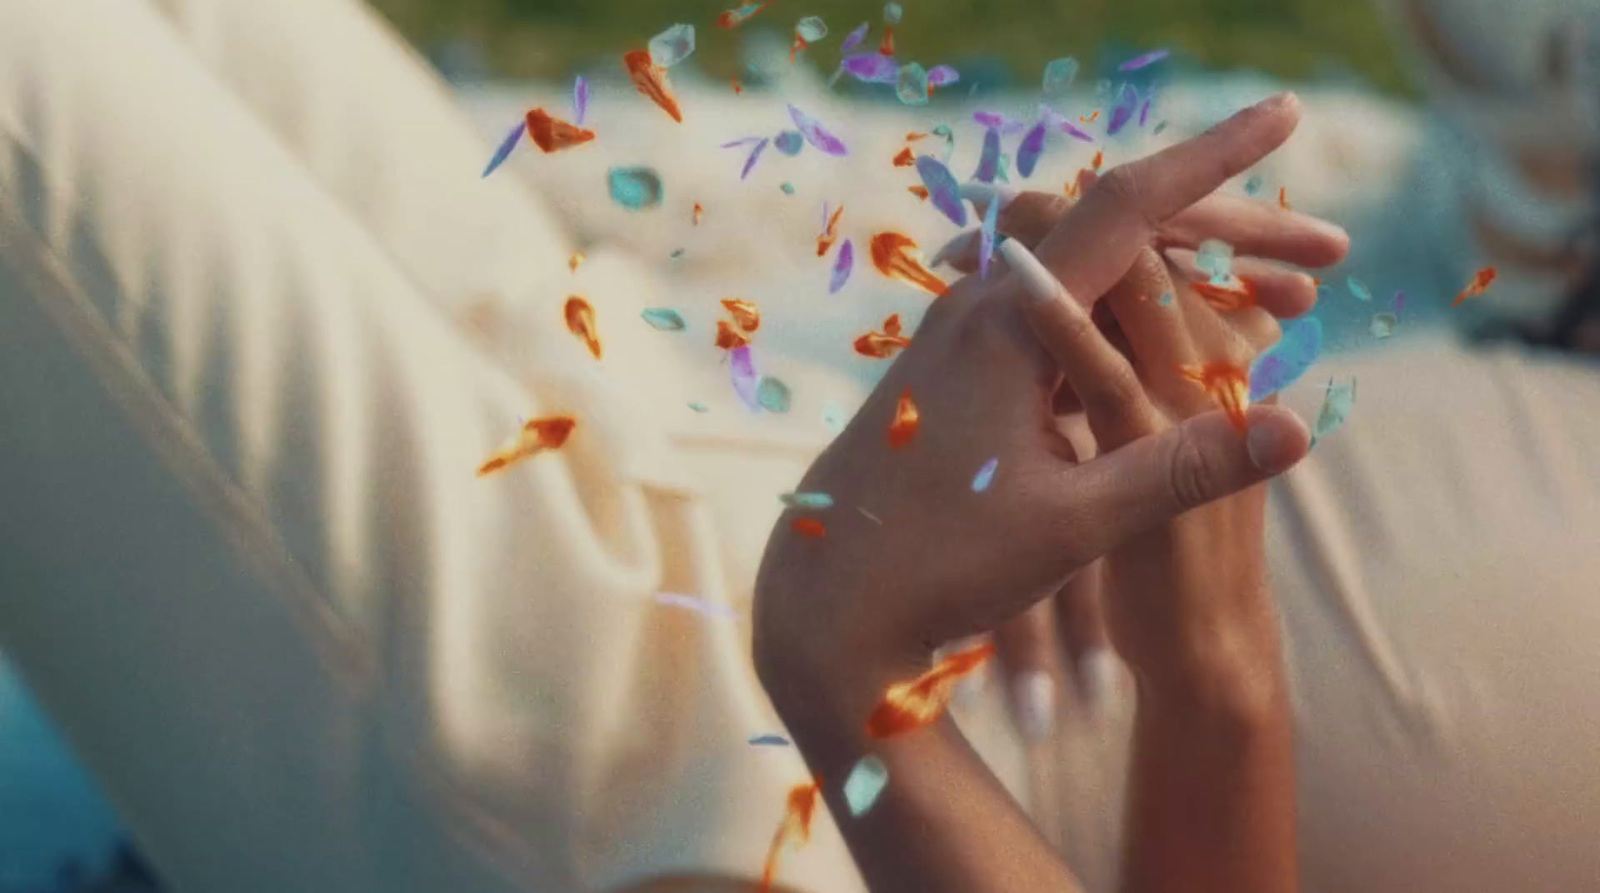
[
  {"left": 1278, "top": 186, "right": 1291, "bottom": 211},
  {"left": 525, "top": 108, "right": 596, "bottom": 153},
  {"left": 721, "top": 298, "right": 761, "bottom": 333},
  {"left": 816, "top": 204, "right": 846, "bottom": 257},
  {"left": 715, "top": 319, "right": 751, "bottom": 350},
  {"left": 1452, "top": 266, "right": 1498, "bottom": 307},
  {"left": 1081, "top": 110, "right": 1101, "bottom": 124},
  {"left": 790, "top": 518, "right": 827, "bottom": 538},
  {"left": 1191, "top": 278, "right": 1258, "bottom": 311},
  {"left": 563, "top": 296, "right": 602, "bottom": 360},
  {"left": 759, "top": 781, "right": 821, "bottom": 893},
  {"left": 892, "top": 147, "right": 915, "bottom": 167},
  {"left": 623, "top": 49, "right": 684, "bottom": 123},
  {"left": 731, "top": 77, "right": 744, "bottom": 94},
  {"left": 692, "top": 202, "right": 704, "bottom": 226},
  {"left": 878, "top": 26, "right": 895, "bottom": 56},
  {"left": 907, "top": 185, "right": 930, "bottom": 200},
  {"left": 866, "top": 642, "right": 996, "bottom": 737},
  {"left": 888, "top": 388, "right": 920, "bottom": 448},
  {"left": 568, "top": 251, "right": 586, "bottom": 273},
  {"left": 1091, "top": 149, "right": 1104, "bottom": 170},
  {"left": 905, "top": 131, "right": 930, "bottom": 142},
  {"left": 853, "top": 331, "right": 912, "bottom": 359},
  {"left": 882, "top": 313, "right": 903, "bottom": 337},
  {"left": 476, "top": 415, "right": 578, "bottom": 477},
  {"left": 870, "top": 232, "right": 949, "bottom": 297},
  {"left": 1178, "top": 362, "right": 1250, "bottom": 434}
]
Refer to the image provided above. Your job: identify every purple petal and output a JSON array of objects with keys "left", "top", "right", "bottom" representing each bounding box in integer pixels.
[
  {"left": 1119, "top": 48, "right": 1171, "bottom": 71},
  {"left": 927, "top": 64, "right": 960, "bottom": 88},
  {"left": 740, "top": 137, "right": 771, "bottom": 180},
  {"left": 720, "top": 136, "right": 764, "bottom": 149},
  {"left": 1248, "top": 317, "right": 1323, "bottom": 401},
  {"left": 788, "top": 104, "right": 849, "bottom": 156},
  {"left": 573, "top": 76, "right": 590, "bottom": 126},
  {"left": 841, "top": 53, "right": 899, "bottom": 83},
  {"left": 1393, "top": 290, "right": 1407, "bottom": 317},
  {"left": 1016, "top": 120, "right": 1048, "bottom": 178},
  {"left": 730, "top": 346, "right": 762, "bottom": 412},
  {"left": 481, "top": 120, "right": 525, "bottom": 178},
  {"left": 979, "top": 191, "right": 999, "bottom": 278},
  {"left": 1139, "top": 96, "right": 1153, "bottom": 127},
  {"left": 971, "top": 111, "right": 1028, "bottom": 135},
  {"left": 829, "top": 239, "right": 855, "bottom": 294},
  {"left": 840, "top": 21, "right": 870, "bottom": 54},
  {"left": 655, "top": 592, "right": 738, "bottom": 620},
  {"left": 1041, "top": 106, "right": 1097, "bottom": 142},
  {"left": 1107, "top": 84, "right": 1140, "bottom": 136},
  {"left": 972, "top": 127, "right": 1001, "bottom": 183},
  {"left": 915, "top": 155, "right": 967, "bottom": 226}
]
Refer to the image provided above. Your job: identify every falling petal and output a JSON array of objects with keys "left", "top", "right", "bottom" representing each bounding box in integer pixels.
[
  {"left": 1016, "top": 120, "right": 1048, "bottom": 178},
  {"left": 730, "top": 345, "right": 762, "bottom": 411},
  {"left": 791, "top": 517, "right": 827, "bottom": 538},
  {"left": 476, "top": 416, "right": 578, "bottom": 477},
  {"left": 607, "top": 166, "right": 664, "bottom": 209},
  {"left": 870, "top": 232, "right": 948, "bottom": 296},
  {"left": 1192, "top": 278, "right": 1258, "bottom": 311},
  {"left": 796, "top": 16, "right": 828, "bottom": 42},
  {"left": 1310, "top": 378, "right": 1357, "bottom": 447},
  {"left": 892, "top": 146, "right": 916, "bottom": 167},
  {"left": 1139, "top": 90, "right": 1154, "bottom": 127},
  {"left": 525, "top": 108, "right": 596, "bottom": 153},
  {"left": 1179, "top": 363, "right": 1251, "bottom": 434},
  {"left": 843, "top": 756, "right": 891, "bottom": 817},
  {"left": 1153, "top": 120, "right": 1169, "bottom": 135},
  {"left": 971, "top": 457, "right": 999, "bottom": 492},
  {"left": 907, "top": 185, "right": 930, "bottom": 200},
  {"left": 649, "top": 23, "right": 697, "bottom": 66},
  {"left": 932, "top": 124, "right": 956, "bottom": 160},
  {"left": 569, "top": 252, "right": 586, "bottom": 272},
  {"left": 564, "top": 296, "right": 603, "bottom": 360},
  {"left": 692, "top": 202, "right": 704, "bottom": 226},
  {"left": 641, "top": 308, "right": 687, "bottom": 331},
  {"left": 1452, "top": 266, "right": 1498, "bottom": 307},
  {"left": 973, "top": 128, "right": 1002, "bottom": 183},
  {"left": 717, "top": 320, "right": 752, "bottom": 350},
  {"left": 978, "top": 193, "right": 1000, "bottom": 278},
  {"left": 927, "top": 65, "right": 960, "bottom": 88},
  {"left": 1107, "top": 83, "right": 1140, "bottom": 136},
  {"left": 717, "top": 1, "right": 769, "bottom": 29},
  {"left": 655, "top": 591, "right": 738, "bottom": 620},
  {"left": 481, "top": 120, "right": 526, "bottom": 178},
  {"left": 1278, "top": 186, "right": 1291, "bottom": 210},
  {"left": 671, "top": 248, "right": 686, "bottom": 259},
  {"left": 757, "top": 376, "right": 793, "bottom": 413},
  {"left": 817, "top": 203, "right": 845, "bottom": 255},
  {"left": 1092, "top": 149, "right": 1104, "bottom": 170},
  {"left": 895, "top": 63, "right": 930, "bottom": 105},
  {"left": 853, "top": 328, "right": 912, "bottom": 359},
  {"left": 883, "top": 1, "right": 903, "bottom": 23},
  {"left": 722, "top": 298, "right": 761, "bottom": 333},
  {"left": 1248, "top": 316, "right": 1323, "bottom": 401},
  {"left": 741, "top": 137, "right": 771, "bottom": 180},
  {"left": 996, "top": 152, "right": 1011, "bottom": 182},
  {"left": 1196, "top": 239, "right": 1235, "bottom": 284},
  {"left": 1044, "top": 107, "right": 1096, "bottom": 142},
  {"left": 879, "top": 26, "right": 895, "bottom": 56},
  {"left": 624, "top": 49, "right": 684, "bottom": 122},
  {"left": 888, "top": 388, "right": 920, "bottom": 448},
  {"left": 915, "top": 156, "right": 967, "bottom": 226},
  {"left": 840, "top": 21, "right": 870, "bottom": 54},
  {"left": 573, "top": 76, "right": 590, "bottom": 125},
  {"left": 788, "top": 104, "right": 849, "bottom": 156},
  {"left": 1393, "top": 290, "right": 1407, "bottom": 317},
  {"left": 1348, "top": 277, "right": 1373, "bottom": 302},
  {"left": 1042, "top": 57, "right": 1080, "bottom": 94},
  {"left": 842, "top": 53, "right": 899, "bottom": 83},
  {"left": 774, "top": 129, "right": 805, "bottom": 156},
  {"left": 780, "top": 182, "right": 796, "bottom": 195},
  {"left": 866, "top": 642, "right": 995, "bottom": 737},
  {"left": 749, "top": 733, "right": 792, "bottom": 746},
  {"left": 781, "top": 491, "right": 835, "bottom": 510},
  {"left": 1244, "top": 174, "right": 1264, "bottom": 196},
  {"left": 761, "top": 782, "right": 821, "bottom": 893},
  {"left": 1370, "top": 312, "right": 1398, "bottom": 339},
  {"left": 1119, "top": 48, "right": 1171, "bottom": 71},
  {"left": 721, "top": 136, "right": 764, "bottom": 149},
  {"left": 830, "top": 239, "right": 855, "bottom": 293}
]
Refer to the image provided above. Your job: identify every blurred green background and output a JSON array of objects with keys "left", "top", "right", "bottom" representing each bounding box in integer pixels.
[{"left": 369, "top": 0, "right": 1411, "bottom": 94}]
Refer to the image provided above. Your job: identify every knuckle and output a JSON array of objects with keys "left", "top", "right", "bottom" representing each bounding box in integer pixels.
[
  {"left": 1097, "top": 165, "right": 1158, "bottom": 230},
  {"left": 1166, "top": 424, "right": 1220, "bottom": 511},
  {"left": 1083, "top": 363, "right": 1144, "bottom": 420}
]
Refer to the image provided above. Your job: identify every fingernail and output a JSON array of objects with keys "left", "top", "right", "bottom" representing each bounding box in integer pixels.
[
  {"left": 1012, "top": 671, "right": 1056, "bottom": 743},
  {"left": 929, "top": 230, "right": 980, "bottom": 268},
  {"left": 1078, "top": 648, "right": 1118, "bottom": 720},
  {"left": 1246, "top": 419, "right": 1290, "bottom": 471},
  {"left": 953, "top": 670, "right": 986, "bottom": 709},
  {"left": 958, "top": 182, "right": 1018, "bottom": 211},
  {"left": 998, "top": 239, "right": 1066, "bottom": 306}
]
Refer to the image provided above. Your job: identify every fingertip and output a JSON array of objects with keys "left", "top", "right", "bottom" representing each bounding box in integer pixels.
[{"left": 1244, "top": 405, "right": 1311, "bottom": 474}]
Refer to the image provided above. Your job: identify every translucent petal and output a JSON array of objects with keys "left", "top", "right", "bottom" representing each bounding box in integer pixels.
[
  {"left": 640, "top": 308, "right": 687, "bottom": 331},
  {"left": 781, "top": 491, "right": 835, "bottom": 509},
  {"left": 971, "top": 457, "right": 999, "bottom": 492},
  {"left": 796, "top": 16, "right": 828, "bottom": 42},
  {"left": 1248, "top": 316, "right": 1323, "bottom": 402},
  {"left": 842, "top": 53, "right": 898, "bottom": 83},
  {"left": 883, "top": 2, "right": 903, "bottom": 24},
  {"left": 844, "top": 756, "right": 891, "bottom": 817},
  {"left": 840, "top": 21, "right": 870, "bottom": 54},
  {"left": 1348, "top": 276, "right": 1373, "bottom": 302},
  {"left": 915, "top": 156, "right": 967, "bottom": 226},
  {"left": 1042, "top": 57, "right": 1079, "bottom": 94},
  {"left": 648, "top": 23, "right": 697, "bottom": 67},
  {"left": 895, "top": 62, "right": 930, "bottom": 106},
  {"left": 1370, "top": 312, "right": 1397, "bottom": 339},
  {"left": 927, "top": 64, "right": 960, "bottom": 88},
  {"left": 607, "top": 166, "right": 663, "bottom": 209},
  {"left": 1311, "top": 378, "right": 1357, "bottom": 447},
  {"left": 1244, "top": 174, "right": 1264, "bottom": 196},
  {"left": 1195, "top": 238, "right": 1235, "bottom": 284},
  {"left": 788, "top": 104, "right": 850, "bottom": 156},
  {"left": 774, "top": 129, "right": 805, "bottom": 156},
  {"left": 757, "top": 376, "right": 792, "bottom": 413},
  {"left": 1119, "top": 48, "right": 1170, "bottom": 71}
]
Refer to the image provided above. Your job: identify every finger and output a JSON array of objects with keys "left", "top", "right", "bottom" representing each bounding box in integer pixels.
[
  {"left": 1164, "top": 248, "right": 1320, "bottom": 319},
  {"left": 1036, "top": 92, "right": 1304, "bottom": 305},
  {"left": 1103, "top": 248, "right": 1197, "bottom": 414},
  {"left": 993, "top": 601, "right": 1062, "bottom": 743},
  {"left": 1160, "top": 194, "right": 1350, "bottom": 268},
  {"left": 1051, "top": 561, "right": 1117, "bottom": 722},
  {"left": 1001, "top": 238, "right": 1160, "bottom": 444},
  {"left": 1066, "top": 405, "right": 1310, "bottom": 562}
]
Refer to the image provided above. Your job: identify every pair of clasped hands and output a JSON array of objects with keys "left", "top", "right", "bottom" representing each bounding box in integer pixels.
[{"left": 749, "top": 93, "right": 1349, "bottom": 893}]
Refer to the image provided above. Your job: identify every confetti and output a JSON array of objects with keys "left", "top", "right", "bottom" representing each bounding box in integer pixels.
[
  {"left": 866, "top": 641, "right": 995, "bottom": 737},
  {"left": 915, "top": 156, "right": 967, "bottom": 227},
  {"left": 607, "top": 166, "right": 663, "bottom": 209},
  {"left": 843, "top": 756, "right": 890, "bottom": 817},
  {"left": 978, "top": 187, "right": 1000, "bottom": 278},
  {"left": 1178, "top": 363, "right": 1250, "bottom": 434},
  {"left": 481, "top": 120, "right": 525, "bottom": 178},
  {"left": 1016, "top": 120, "right": 1048, "bottom": 179},
  {"left": 1248, "top": 316, "right": 1323, "bottom": 401},
  {"left": 888, "top": 388, "right": 920, "bottom": 448},
  {"left": 840, "top": 21, "right": 870, "bottom": 54},
  {"left": 717, "top": 1, "right": 770, "bottom": 29},
  {"left": 655, "top": 591, "right": 738, "bottom": 620},
  {"left": 883, "top": 2, "right": 903, "bottom": 23},
  {"left": 973, "top": 127, "right": 1002, "bottom": 183},
  {"left": 476, "top": 416, "right": 577, "bottom": 477},
  {"left": 927, "top": 65, "right": 960, "bottom": 88},
  {"left": 568, "top": 252, "right": 586, "bottom": 272},
  {"left": 730, "top": 344, "right": 762, "bottom": 410},
  {"left": 760, "top": 782, "right": 821, "bottom": 893},
  {"left": 830, "top": 239, "right": 855, "bottom": 293},
  {"left": 817, "top": 203, "right": 845, "bottom": 256},
  {"left": 749, "top": 733, "right": 792, "bottom": 746},
  {"left": 1043, "top": 56, "right": 1080, "bottom": 94},
  {"left": 896, "top": 63, "right": 930, "bottom": 105},
  {"left": 788, "top": 104, "right": 849, "bottom": 157},
  {"left": 870, "top": 232, "right": 949, "bottom": 296},
  {"left": 525, "top": 108, "right": 596, "bottom": 153},
  {"left": 1244, "top": 174, "right": 1264, "bottom": 196},
  {"left": 1119, "top": 48, "right": 1171, "bottom": 71},
  {"left": 573, "top": 76, "right": 590, "bottom": 125},
  {"left": 722, "top": 298, "right": 761, "bottom": 333},
  {"left": 1310, "top": 378, "right": 1357, "bottom": 447},
  {"left": 774, "top": 129, "right": 805, "bottom": 156},
  {"left": 791, "top": 517, "right": 827, "bottom": 538},
  {"left": 1107, "top": 83, "right": 1140, "bottom": 136},
  {"left": 781, "top": 491, "right": 835, "bottom": 509},
  {"left": 757, "top": 376, "right": 793, "bottom": 413},
  {"left": 692, "top": 202, "right": 704, "bottom": 226},
  {"left": 564, "top": 296, "right": 602, "bottom": 360},
  {"left": 624, "top": 49, "right": 684, "bottom": 123},
  {"left": 1370, "top": 312, "right": 1397, "bottom": 339},
  {"left": 842, "top": 53, "right": 899, "bottom": 83},
  {"left": 1348, "top": 277, "right": 1373, "bottom": 302},
  {"left": 1196, "top": 239, "right": 1235, "bottom": 284},
  {"left": 1192, "top": 278, "right": 1258, "bottom": 311},
  {"left": 641, "top": 308, "right": 686, "bottom": 331},
  {"left": 971, "top": 457, "right": 999, "bottom": 492},
  {"left": 1452, "top": 266, "right": 1498, "bottom": 307}
]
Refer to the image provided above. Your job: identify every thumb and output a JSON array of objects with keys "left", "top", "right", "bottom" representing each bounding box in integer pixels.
[
  {"left": 1067, "top": 405, "right": 1310, "bottom": 560},
  {"left": 992, "top": 600, "right": 1062, "bottom": 744}
]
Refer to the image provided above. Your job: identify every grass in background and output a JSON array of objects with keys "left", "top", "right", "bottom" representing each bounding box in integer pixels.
[{"left": 369, "top": 0, "right": 1412, "bottom": 95}]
